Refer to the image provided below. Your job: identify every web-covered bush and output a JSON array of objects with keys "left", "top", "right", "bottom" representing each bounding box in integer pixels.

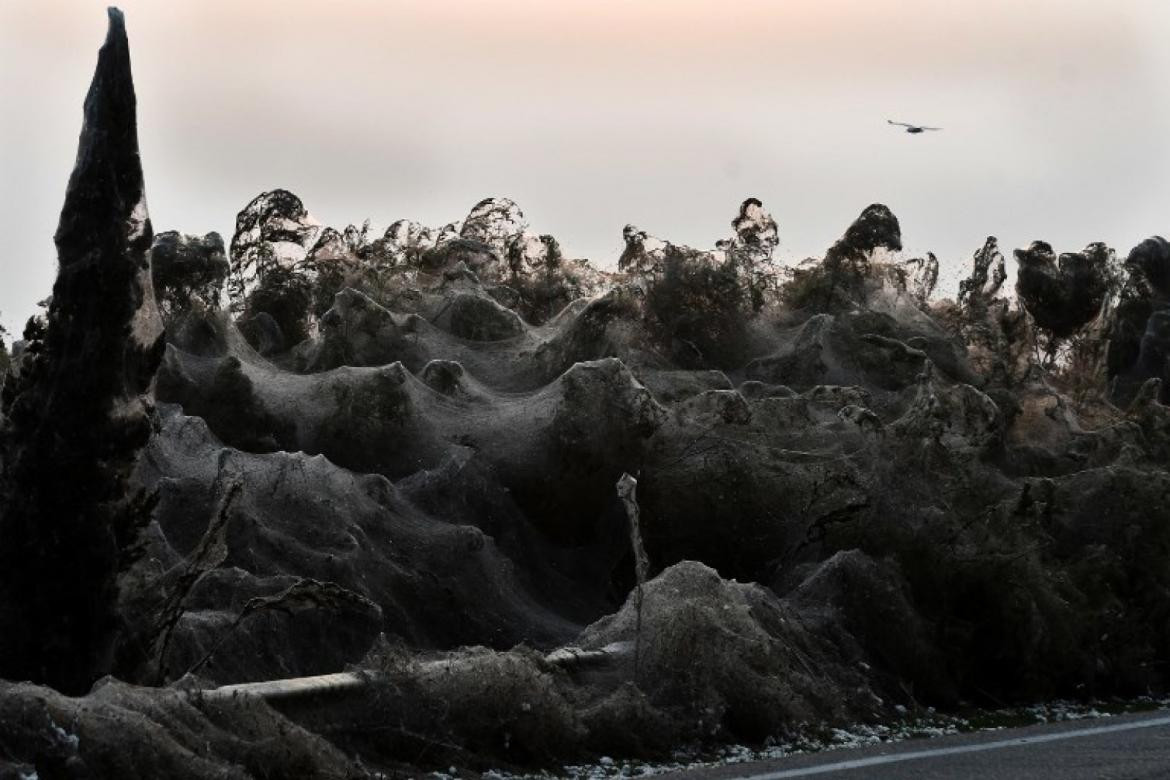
[{"left": 644, "top": 247, "right": 750, "bottom": 369}]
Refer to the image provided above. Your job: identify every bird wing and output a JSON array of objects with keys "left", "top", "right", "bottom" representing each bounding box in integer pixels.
[{"left": 888, "top": 120, "right": 943, "bottom": 131}]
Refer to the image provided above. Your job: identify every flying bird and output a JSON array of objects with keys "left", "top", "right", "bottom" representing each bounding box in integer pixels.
[{"left": 888, "top": 120, "right": 942, "bottom": 134}]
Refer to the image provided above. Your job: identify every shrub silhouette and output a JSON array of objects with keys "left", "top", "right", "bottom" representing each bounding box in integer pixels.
[
  {"left": 244, "top": 261, "right": 314, "bottom": 346},
  {"left": 645, "top": 247, "right": 749, "bottom": 369}
]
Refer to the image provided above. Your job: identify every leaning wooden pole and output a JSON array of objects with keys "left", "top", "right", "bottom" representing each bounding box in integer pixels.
[{"left": 616, "top": 472, "right": 649, "bottom": 683}]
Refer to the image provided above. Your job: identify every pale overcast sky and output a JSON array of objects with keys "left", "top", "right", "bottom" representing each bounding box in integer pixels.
[{"left": 2, "top": 0, "right": 1169, "bottom": 334}]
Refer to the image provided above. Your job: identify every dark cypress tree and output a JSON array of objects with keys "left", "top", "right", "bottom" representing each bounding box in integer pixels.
[{"left": 0, "top": 8, "right": 164, "bottom": 693}]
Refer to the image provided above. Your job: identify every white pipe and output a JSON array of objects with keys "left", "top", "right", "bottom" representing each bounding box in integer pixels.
[{"left": 193, "top": 641, "right": 631, "bottom": 705}]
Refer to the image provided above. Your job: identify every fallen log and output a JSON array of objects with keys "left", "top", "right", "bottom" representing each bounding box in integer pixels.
[{"left": 194, "top": 641, "right": 632, "bottom": 705}]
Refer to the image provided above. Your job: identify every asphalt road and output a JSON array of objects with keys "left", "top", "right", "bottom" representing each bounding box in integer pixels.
[{"left": 662, "top": 709, "right": 1170, "bottom": 779}]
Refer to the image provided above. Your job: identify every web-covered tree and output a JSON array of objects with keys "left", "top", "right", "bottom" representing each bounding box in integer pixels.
[
  {"left": 0, "top": 9, "right": 164, "bottom": 694},
  {"left": 780, "top": 204, "right": 902, "bottom": 312},
  {"left": 644, "top": 246, "right": 749, "bottom": 370},
  {"left": 1013, "top": 241, "right": 1116, "bottom": 369},
  {"left": 244, "top": 253, "right": 315, "bottom": 346},
  {"left": 150, "top": 230, "right": 229, "bottom": 324},
  {"left": 1105, "top": 237, "right": 1170, "bottom": 404},
  {"left": 508, "top": 233, "right": 576, "bottom": 324},
  {"left": 0, "top": 318, "right": 9, "bottom": 378}
]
